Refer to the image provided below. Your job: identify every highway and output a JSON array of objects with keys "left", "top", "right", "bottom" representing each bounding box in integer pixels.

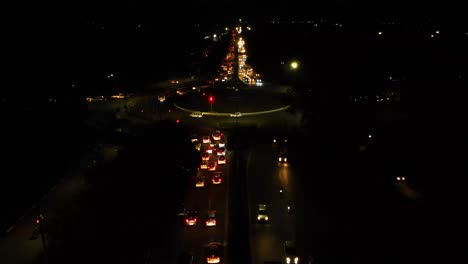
[
  {"left": 245, "top": 138, "right": 304, "bottom": 264},
  {"left": 174, "top": 131, "right": 232, "bottom": 264}
]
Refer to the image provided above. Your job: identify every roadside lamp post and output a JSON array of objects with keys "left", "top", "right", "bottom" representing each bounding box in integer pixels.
[
  {"left": 209, "top": 96, "right": 214, "bottom": 112},
  {"left": 35, "top": 210, "right": 49, "bottom": 263}
]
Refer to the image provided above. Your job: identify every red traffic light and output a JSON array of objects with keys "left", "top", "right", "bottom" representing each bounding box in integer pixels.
[{"left": 209, "top": 96, "right": 214, "bottom": 102}]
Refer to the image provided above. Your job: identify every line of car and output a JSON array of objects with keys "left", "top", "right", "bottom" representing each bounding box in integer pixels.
[
  {"left": 255, "top": 138, "right": 299, "bottom": 264},
  {"left": 181, "top": 130, "right": 228, "bottom": 264}
]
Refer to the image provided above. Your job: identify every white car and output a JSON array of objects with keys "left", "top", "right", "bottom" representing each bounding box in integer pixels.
[
  {"left": 230, "top": 112, "right": 242, "bottom": 117},
  {"left": 257, "top": 204, "right": 269, "bottom": 222},
  {"left": 190, "top": 112, "right": 203, "bottom": 118},
  {"left": 205, "top": 146, "right": 213, "bottom": 154},
  {"left": 217, "top": 155, "right": 226, "bottom": 164},
  {"left": 216, "top": 147, "right": 226, "bottom": 156},
  {"left": 202, "top": 136, "right": 211, "bottom": 144}
]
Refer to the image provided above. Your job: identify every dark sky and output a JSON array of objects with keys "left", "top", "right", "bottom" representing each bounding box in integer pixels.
[{"left": 4, "top": 0, "right": 466, "bottom": 96}]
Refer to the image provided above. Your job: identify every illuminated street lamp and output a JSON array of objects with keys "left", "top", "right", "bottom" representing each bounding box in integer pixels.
[
  {"left": 209, "top": 96, "right": 214, "bottom": 112},
  {"left": 290, "top": 61, "right": 299, "bottom": 70}
]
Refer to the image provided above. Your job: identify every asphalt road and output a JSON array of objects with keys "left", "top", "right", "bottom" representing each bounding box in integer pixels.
[
  {"left": 246, "top": 140, "right": 304, "bottom": 264},
  {"left": 173, "top": 134, "right": 232, "bottom": 264}
]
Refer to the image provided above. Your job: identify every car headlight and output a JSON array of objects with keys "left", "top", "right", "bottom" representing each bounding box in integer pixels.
[
  {"left": 257, "top": 216, "right": 260, "bottom": 220},
  {"left": 294, "top": 257, "right": 299, "bottom": 263},
  {"left": 286, "top": 257, "right": 291, "bottom": 264},
  {"left": 279, "top": 157, "right": 282, "bottom": 161},
  {"left": 265, "top": 216, "right": 268, "bottom": 221},
  {"left": 284, "top": 158, "right": 287, "bottom": 162}
]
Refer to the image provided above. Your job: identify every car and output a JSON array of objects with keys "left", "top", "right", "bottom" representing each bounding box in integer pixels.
[
  {"left": 208, "top": 162, "right": 217, "bottom": 171},
  {"left": 217, "top": 155, "right": 226, "bottom": 164},
  {"left": 212, "top": 130, "right": 223, "bottom": 141},
  {"left": 257, "top": 204, "right": 269, "bottom": 222},
  {"left": 194, "top": 142, "right": 201, "bottom": 151},
  {"left": 201, "top": 153, "right": 210, "bottom": 161},
  {"left": 396, "top": 176, "right": 406, "bottom": 182},
  {"left": 273, "top": 138, "right": 288, "bottom": 143},
  {"left": 202, "top": 136, "right": 211, "bottom": 144},
  {"left": 205, "top": 210, "right": 217, "bottom": 226},
  {"left": 177, "top": 203, "right": 187, "bottom": 216},
  {"left": 200, "top": 161, "right": 208, "bottom": 169},
  {"left": 190, "top": 135, "right": 199, "bottom": 143},
  {"left": 284, "top": 241, "right": 299, "bottom": 264},
  {"left": 212, "top": 173, "right": 222, "bottom": 184},
  {"left": 190, "top": 112, "right": 203, "bottom": 118},
  {"left": 206, "top": 243, "right": 221, "bottom": 263},
  {"left": 230, "top": 112, "right": 242, "bottom": 117},
  {"left": 217, "top": 147, "right": 226, "bottom": 156},
  {"left": 185, "top": 211, "right": 198, "bottom": 226},
  {"left": 196, "top": 177, "right": 205, "bottom": 187},
  {"left": 278, "top": 152, "right": 288, "bottom": 163},
  {"left": 217, "top": 141, "right": 226, "bottom": 148},
  {"left": 205, "top": 145, "right": 214, "bottom": 154}
]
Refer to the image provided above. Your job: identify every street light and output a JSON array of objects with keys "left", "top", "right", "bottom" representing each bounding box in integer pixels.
[
  {"left": 34, "top": 210, "right": 49, "bottom": 263},
  {"left": 209, "top": 96, "right": 214, "bottom": 112},
  {"left": 290, "top": 61, "right": 299, "bottom": 70}
]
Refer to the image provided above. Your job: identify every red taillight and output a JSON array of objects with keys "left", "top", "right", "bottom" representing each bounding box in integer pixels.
[
  {"left": 185, "top": 219, "right": 188, "bottom": 223},
  {"left": 35, "top": 219, "right": 40, "bottom": 224}
]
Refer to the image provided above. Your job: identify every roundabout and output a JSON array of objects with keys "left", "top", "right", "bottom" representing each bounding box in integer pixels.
[{"left": 172, "top": 85, "right": 291, "bottom": 117}]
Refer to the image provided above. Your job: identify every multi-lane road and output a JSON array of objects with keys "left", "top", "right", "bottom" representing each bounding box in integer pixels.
[
  {"left": 173, "top": 131, "right": 232, "bottom": 264},
  {"left": 245, "top": 138, "right": 304, "bottom": 264}
]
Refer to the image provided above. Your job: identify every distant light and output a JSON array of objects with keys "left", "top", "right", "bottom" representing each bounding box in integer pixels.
[
  {"left": 431, "top": 34, "right": 434, "bottom": 38},
  {"left": 368, "top": 134, "right": 372, "bottom": 138},
  {"left": 435, "top": 30, "right": 440, "bottom": 34},
  {"left": 378, "top": 31, "right": 383, "bottom": 35},
  {"left": 290, "top": 61, "right": 299, "bottom": 70},
  {"left": 176, "top": 119, "right": 180, "bottom": 123}
]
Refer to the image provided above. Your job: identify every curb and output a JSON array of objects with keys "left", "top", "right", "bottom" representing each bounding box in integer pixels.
[{"left": 174, "top": 103, "right": 290, "bottom": 116}]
